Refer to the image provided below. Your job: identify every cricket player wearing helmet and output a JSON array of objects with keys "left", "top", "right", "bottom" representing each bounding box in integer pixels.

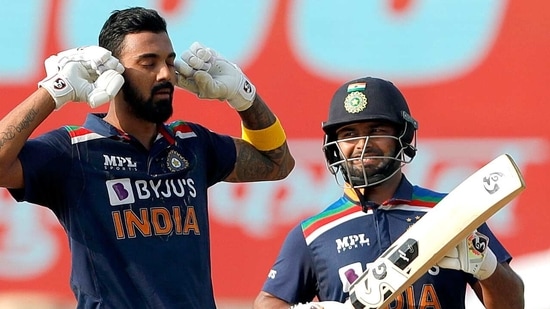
[{"left": 254, "top": 77, "right": 524, "bottom": 309}]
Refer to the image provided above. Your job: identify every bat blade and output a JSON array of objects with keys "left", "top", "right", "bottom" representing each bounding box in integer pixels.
[{"left": 347, "top": 154, "right": 526, "bottom": 309}]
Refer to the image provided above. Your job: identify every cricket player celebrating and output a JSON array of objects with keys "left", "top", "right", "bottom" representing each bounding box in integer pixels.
[{"left": 0, "top": 7, "right": 294, "bottom": 308}]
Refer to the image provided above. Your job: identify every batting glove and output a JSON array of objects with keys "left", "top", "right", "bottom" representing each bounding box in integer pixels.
[
  {"left": 175, "top": 42, "right": 256, "bottom": 111},
  {"left": 39, "top": 46, "right": 125, "bottom": 109},
  {"left": 290, "top": 301, "right": 348, "bottom": 309},
  {"left": 437, "top": 230, "right": 498, "bottom": 280}
]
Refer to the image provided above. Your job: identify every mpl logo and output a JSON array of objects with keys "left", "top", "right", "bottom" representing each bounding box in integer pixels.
[
  {"left": 335, "top": 234, "right": 370, "bottom": 253},
  {"left": 103, "top": 155, "right": 137, "bottom": 171}
]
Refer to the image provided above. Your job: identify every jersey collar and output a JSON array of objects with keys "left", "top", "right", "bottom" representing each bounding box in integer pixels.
[
  {"left": 83, "top": 113, "right": 121, "bottom": 137},
  {"left": 83, "top": 113, "right": 176, "bottom": 145},
  {"left": 343, "top": 175, "right": 414, "bottom": 206}
]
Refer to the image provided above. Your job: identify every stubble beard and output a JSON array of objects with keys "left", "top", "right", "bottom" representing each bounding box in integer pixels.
[{"left": 345, "top": 150, "right": 399, "bottom": 187}]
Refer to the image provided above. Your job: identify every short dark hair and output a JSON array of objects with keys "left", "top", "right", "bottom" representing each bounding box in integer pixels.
[{"left": 98, "top": 7, "right": 168, "bottom": 58}]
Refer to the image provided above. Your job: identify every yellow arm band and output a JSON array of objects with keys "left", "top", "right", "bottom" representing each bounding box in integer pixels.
[{"left": 241, "top": 118, "right": 287, "bottom": 151}]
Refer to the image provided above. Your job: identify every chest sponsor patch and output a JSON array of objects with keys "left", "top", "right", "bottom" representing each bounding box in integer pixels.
[{"left": 106, "top": 178, "right": 135, "bottom": 206}]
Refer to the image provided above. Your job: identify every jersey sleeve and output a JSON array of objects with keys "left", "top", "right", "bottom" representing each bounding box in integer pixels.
[
  {"left": 8, "top": 128, "right": 71, "bottom": 208},
  {"left": 477, "top": 222, "right": 512, "bottom": 263},
  {"left": 260, "top": 224, "right": 318, "bottom": 304},
  {"left": 186, "top": 123, "right": 236, "bottom": 186}
]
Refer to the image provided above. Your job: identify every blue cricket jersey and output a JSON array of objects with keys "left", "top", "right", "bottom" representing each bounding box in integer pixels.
[
  {"left": 261, "top": 176, "right": 511, "bottom": 308},
  {"left": 9, "top": 113, "right": 237, "bottom": 308}
]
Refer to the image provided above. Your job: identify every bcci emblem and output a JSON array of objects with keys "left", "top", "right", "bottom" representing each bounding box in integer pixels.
[
  {"left": 344, "top": 92, "right": 368, "bottom": 113},
  {"left": 167, "top": 150, "right": 189, "bottom": 172}
]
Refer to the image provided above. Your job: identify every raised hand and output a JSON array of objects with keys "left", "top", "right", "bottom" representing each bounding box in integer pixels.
[
  {"left": 175, "top": 42, "right": 256, "bottom": 111},
  {"left": 39, "top": 46, "right": 125, "bottom": 109}
]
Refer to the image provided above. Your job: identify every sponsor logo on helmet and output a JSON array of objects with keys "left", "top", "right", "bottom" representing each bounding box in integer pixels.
[{"left": 344, "top": 91, "right": 368, "bottom": 113}]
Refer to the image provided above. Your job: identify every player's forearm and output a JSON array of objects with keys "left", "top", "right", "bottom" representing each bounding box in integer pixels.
[
  {"left": 238, "top": 94, "right": 280, "bottom": 130},
  {"left": 0, "top": 88, "right": 54, "bottom": 183},
  {"left": 234, "top": 94, "right": 295, "bottom": 181},
  {"left": 478, "top": 262, "right": 524, "bottom": 309}
]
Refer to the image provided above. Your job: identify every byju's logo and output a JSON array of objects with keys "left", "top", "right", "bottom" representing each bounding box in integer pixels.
[
  {"left": 106, "top": 178, "right": 135, "bottom": 206},
  {"left": 338, "top": 262, "right": 364, "bottom": 292},
  {"left": 103, "top": 155, "right": 137, "bottom": 171}
]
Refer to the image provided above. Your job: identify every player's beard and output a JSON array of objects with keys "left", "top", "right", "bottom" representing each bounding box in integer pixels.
[
  {"left": 345, "top": 145, "right": 400, "bottom": 187},
  {"left": 122, "top": 80, "right": 174, "bottom": 124}
]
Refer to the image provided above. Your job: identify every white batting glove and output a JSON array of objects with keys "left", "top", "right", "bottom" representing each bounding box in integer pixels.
[
  {"left": 39, "top": 46, "right": 125, "bottom": 109},
  {"left": 175, "top": 42, "right": 256, "bottom": 111},
  {"left": 437, "top": 230, "right": 498, "bottom": 280},
  {"left": 290, "top": 301, "right": 348, "bottom": 309}
]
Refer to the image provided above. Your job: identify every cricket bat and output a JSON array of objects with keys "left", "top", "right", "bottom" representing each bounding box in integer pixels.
[{"left": 347, "top": 153, "right": 526, "bottom": 309}]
